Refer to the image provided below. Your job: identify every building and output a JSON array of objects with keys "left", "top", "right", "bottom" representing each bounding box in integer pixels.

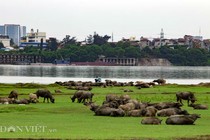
[
  {"left": 0, "top": 35, "right": 10, "bottom": 48},
  {"left": 20, "top": 26, "right": 26, "bottom": 38},
  {"left": 0, "top": 24, "right": 26, "bottom": 46},
  {"left": 0, "top": 25, "right": 5, "bottom": 35},
  {"left": 20, "top": 29, "right": 48, "bottom": 48},
  {"left": 99, "top": 56, "right": 137, "bottom": 66},
  {"left": 139, "top": 37, "right": 151, "bottom": 48}
]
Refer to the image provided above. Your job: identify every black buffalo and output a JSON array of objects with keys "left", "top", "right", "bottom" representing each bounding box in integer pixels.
[
  {"left": 8, "top": 90, "right": 18, "bottom": 99},
  {"left": 78, "top": 91, "right": 94, "bottom": 103},
  {"left": 157, "top": 108, "right": 189, "bottom": 117},
  {"left": 35, "top": 89, "right": 55, "bottom": 103},
  {"left": 189, "top": 103, "right": 208, "bottom": 110},
  {"left": 71, "top": 90, "right": 84, "bottom": 102},
  {"left": 153, "top": 79, "right": 166, "bottom": 85},
  {"left": 176, "top": 92, "right": 196, "bottom": 105},
  {"left": 166, "top": 114, "right": 200, "bottom": 125},
  {"left": 141, "top": 117, "right": 162, "bottom": 125}
]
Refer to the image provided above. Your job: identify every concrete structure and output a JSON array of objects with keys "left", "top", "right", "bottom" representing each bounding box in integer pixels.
[
  {"left": 0, "top": 54, "right": 43, "bottom": 64},
  {"left": 99, "top": 57, "right": 137, "bottom": 66},
  {"left": 0, "top": 35, "right": 10, "bottom": 48}
]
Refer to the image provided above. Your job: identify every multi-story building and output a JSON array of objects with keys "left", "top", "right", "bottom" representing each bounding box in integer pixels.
[
  {"left": 20, "top": 29, "right": 48, "bottom": 48},
  {"left": 0, "top": 24, "right": 26, "bottom": 46},
  {"left": 0, "top": 25, "right": 5, "bottom": 35},
  {"left": 4, "top": 24, "right": 21, "bottom": 46},
  {"left": 26, "top": 29, "right": 46, "bottom": 43}
]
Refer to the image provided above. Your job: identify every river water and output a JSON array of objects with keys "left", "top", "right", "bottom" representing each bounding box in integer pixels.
[{"left": 0, "top": 65, "right": 210, "bottom": 84}]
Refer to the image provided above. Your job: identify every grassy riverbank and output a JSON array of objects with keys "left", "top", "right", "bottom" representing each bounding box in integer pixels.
[{"left": 0, "top": 83, "right": 210, "bottom": 140}]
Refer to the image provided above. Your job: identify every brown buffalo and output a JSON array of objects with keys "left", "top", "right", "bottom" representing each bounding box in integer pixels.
[
  {"left": 144, "top": 106, "right": 158, "bottom": 117},
  {"left": 35, "top": 89, "right": 55, "bottom": 103},
  {"left": 153, "top": 79, "right": 166, "bottom": 85},
  {"left": 157, "top": 108, "right": 189, "bottom": 117},
  {"left": 105, "top": 94, "right": 119, "bottom": 102},
  {"left": 189, "top": 103, "right": 208, "bottom": 110},
  {"left": 71, "top": 90, "right": 84, "bottom": 102},
  {"left": 119, "top": 102, "right": 135, "bottom": 112},
  {"left": 29, "top": 93, "right": 38, "bottom": 103},
  {"left": 78, "top": 91, "right": 94, "bottom": 103},
  {"left": 127, "top": 109, "right": 146, "bottom": 117},
  {"left": 14, "top": 98, "right": 30, "bottom": 104},
  {"left": 176, "top": 92, "right": 196, "bottom": 105},
  {"left": 141, "top": 117, "right": 162, "bottom": 125},
  {"left": 0, "top": 97, "right": 14, "bottom": 104},
  {"left": 92, "top": 106, "right": 125, "bottom": 117},
  {"left": 166, "top": 114, "right": 200, "bottom": 125},
  {"left": 151, "top": 102, "right": 182, "bottom": 110},
  {"left": 8, "top": 90, "right": 18, "bottom": 99}
]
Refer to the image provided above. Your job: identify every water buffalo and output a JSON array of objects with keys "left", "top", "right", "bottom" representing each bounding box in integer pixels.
[
  {"left": 141, "top": 117, "right": 162, "bottom": 125},
  {"left": 35, "top": 89, "right": 55, "bottom": 103},
  {"left": 144, "top": 106, "right": 158, "bottom": 117},
  {"left": 153, "top": 79, "right": 166, "bottom": 85},
  {"left": 151, "top": 102, "right": 183, "bottom": 110},
  {"left": 127, "top": 99, "right": 141, "bottom": 109},
  {"left": 8, "top": 90, "right": 18, "bottom": 99},
  {"left": 78, "top": 91, "right": 94, "bottom": 103},
  {"left": 119, "top": 102, "right": 135, "bottom": 113},
  {"left": 14, "top": 98, "right": 30, "bottom": 104},
  {"left": 94, "top": 106, "right": 125, "bottom": 117},
  {"left": 75, "top": 86, "right": 92, "bottom": 91},
  {"left": 189, "top": 103, "right": 208, "bottom": 110},
  {"left": 29, "top": 93, "right": 38, "bottom": 103},
  {"left": 105, "top": 94, "right": 119, "bottom": 102},
  {"left": 127, "top": 109, "right": 146, "bottom": 117},
  {"left": 166, "top": 114, "right": 201, "bottom": 125},
  {"left": 157, "top": 108, "right": 189, "bottom": 117},
  {"left": 71, "top": 90, "right": 84, "bottom": 102},
  {"left": 0, "top": 97, "right": 14, "bottom": 104},
  {"left": 102, "top": 100, "right": 120, "bottom": 109},
  {"left": 176, "top": 92, "right": 196, "bottom": 105}
]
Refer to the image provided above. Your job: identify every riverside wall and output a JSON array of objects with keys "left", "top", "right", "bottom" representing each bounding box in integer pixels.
[{"left": 137, "top": 58, "right": 172, "bottom": 66}]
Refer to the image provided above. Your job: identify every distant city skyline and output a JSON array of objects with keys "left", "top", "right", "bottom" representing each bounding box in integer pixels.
[{"left": 1, "top": 0, "right": 210, "bottom": 41}]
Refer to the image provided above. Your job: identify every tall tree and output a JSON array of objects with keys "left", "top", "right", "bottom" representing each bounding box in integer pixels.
[
  {"left": 62, "top": 35, "right": 77, "bottom": 46},
  {"left": 93, "top": 33, "right": 111, "bottom": 46},
  {"left": 48, "top": 38, "right": 58, "bottom": 51},
  {"left": 0, "top": 42, "right": 4, "bottom": 49},
  {"left": 86, "top": 35, "right": 94, "bottom": 44}
]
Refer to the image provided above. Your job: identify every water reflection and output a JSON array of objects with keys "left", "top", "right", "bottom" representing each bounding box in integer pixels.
[{"left": 0, "top": 65, "right": 210, "bottom": 80}]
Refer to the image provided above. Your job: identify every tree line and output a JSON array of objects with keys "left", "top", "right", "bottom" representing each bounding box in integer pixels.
[{"left": 1, "top": 33, "right": 210, "bottom": 66}]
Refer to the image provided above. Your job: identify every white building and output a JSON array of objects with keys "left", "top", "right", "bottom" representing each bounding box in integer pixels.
[
  {"left": 0, "top": 35, "right": 10, "bottom": 47},
  {"left": 26, "top": 29, "right": 46, "bottom": 43}
]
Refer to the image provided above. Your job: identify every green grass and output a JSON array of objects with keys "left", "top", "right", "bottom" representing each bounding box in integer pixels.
[{"left": 0, "top": 83, "right": 210, "bottom": 139}]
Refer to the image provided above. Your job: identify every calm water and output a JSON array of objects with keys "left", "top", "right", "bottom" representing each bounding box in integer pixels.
[{"left": 0, "top": 65, "right": 210, "bottom": 84}]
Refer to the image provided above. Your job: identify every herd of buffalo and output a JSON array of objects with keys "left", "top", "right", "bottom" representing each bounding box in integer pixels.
[{"left": 0, "top": 78, "right": 208, "bottom": 125}]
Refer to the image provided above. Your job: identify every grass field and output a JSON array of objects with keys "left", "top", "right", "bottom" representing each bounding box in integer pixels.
[{"left": 0, "top": 83, "right": 210, "bottom": 140}]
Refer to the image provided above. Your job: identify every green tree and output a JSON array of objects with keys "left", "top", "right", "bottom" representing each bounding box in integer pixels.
[
  {"left": 48, "top": 38, "right": 58, "bottom": 51},
  {"left": 0, "top": 42, "right": 4, "bottom": 49}
]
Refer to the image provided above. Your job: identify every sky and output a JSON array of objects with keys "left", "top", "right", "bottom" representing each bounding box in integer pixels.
[{"left": 1, "top": 0, "right": 210, "bottom": 41}]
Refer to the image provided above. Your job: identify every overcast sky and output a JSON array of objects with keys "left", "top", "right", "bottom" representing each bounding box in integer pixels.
[{"left": 1, "top": 0, "right": 210, "bottom": 41}]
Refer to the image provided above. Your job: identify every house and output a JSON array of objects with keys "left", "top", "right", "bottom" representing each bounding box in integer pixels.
[{"left": 139, "top": 37, "right": 151, "bottom": 48}]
